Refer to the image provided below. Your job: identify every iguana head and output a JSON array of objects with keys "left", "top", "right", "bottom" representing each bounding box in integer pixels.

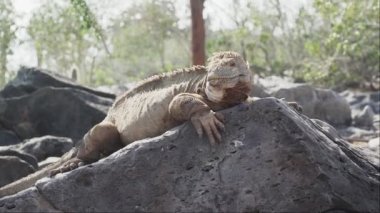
[{"left": 205, "top": 51, "right": 252, "bottom": 103}]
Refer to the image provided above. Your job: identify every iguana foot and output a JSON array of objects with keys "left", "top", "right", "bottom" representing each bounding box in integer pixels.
[
  {"left": 287, "top": 101, "right": 303, "bottom": 113},
  {"left": 191, "top": 110, "right": 225, "bottom": 145},
  {"left": 49, "top": 157, "right": 85, "bottom": 177}
]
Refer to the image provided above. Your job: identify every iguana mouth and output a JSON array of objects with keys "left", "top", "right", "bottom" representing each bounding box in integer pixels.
[{"left": 208, "top": 74, "right": 246, "bottom": 81}]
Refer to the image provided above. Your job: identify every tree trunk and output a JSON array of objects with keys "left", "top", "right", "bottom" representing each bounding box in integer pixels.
[{"left": 190, "top": 0, "right": 205, "bottom": 65}]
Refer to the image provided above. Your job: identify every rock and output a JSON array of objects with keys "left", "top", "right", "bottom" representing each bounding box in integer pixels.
[
  {"left": 340, "top": 90, "right": 366, "bottom": 106},
  {"left": 0, "top": 67, "right": 115, "bottom": 99},
  {"left": 314, "top": 121, "right": 379, "bottom": 170},
  {"left": 257, "top": 76, "right": 296, "bottom": 92},
  {"left": 0, "top": 130, "right": 20, "bottom": 146},
  {"left": 354, "top": 105, "right": 375, "bottom": 128},
  {"left": 15, "top": 136, "right": 73, "bottom": 161},
  {"left": 341, "top": 90, "right": 380, "bottom": 114},
  {"left": 374, "top": 115, "right": 380, "bottom": 131},
  {"left": 0, "top": 156, "right": 36, "bottom": 188},
  {"left": 311, "top": 119, "right": 341, "bottom": 140},
  {"left": 0, "top": 87, "right": 113, "bottom": 140},
  {"left": 258, "top": 76, "right": 352, "bottom": 127},
  {"left": 349, "top": 137, "right": 380, "bottom": 169},
  {"left": 1, "top": 98, "right": 378, "bottom": 212},
  {"left": 370, "top": 91, "right": 380, "bottom": 102},
  {"left": 274, "top": 86, "right": 351, "bottom": 127},
  {"left": 368, "top": 137, "right": 379, "bottom": 152},
  {"left": 0, "top": 149, "right": 38, "bottom": 169},
  {"left": 338, "top": 126, "right": 379, "bottom": 143},
  {"left": 0, "top": 135, "right": 69, "bottom": 184},
  {"left": 250, "top": 76, "right": 270, "bottom": 98},
  {"left": 0, "top": 188, "right": 58, "bottom": 212}
]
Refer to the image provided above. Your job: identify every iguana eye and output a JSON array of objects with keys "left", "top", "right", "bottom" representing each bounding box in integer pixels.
[{"left": 230, "top": 62, "right": 235, "bottom": 67}]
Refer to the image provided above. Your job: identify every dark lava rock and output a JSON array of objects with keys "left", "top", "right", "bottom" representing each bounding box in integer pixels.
[
  {"left": 0, "top": 98, "right": 378, "bottom": 212},
  {"left": 0, "top": 155, "right": 36, "bottom": 188},
  {"left": 14, "top": 136, "right": 73, "bottom": 161},
  {"left": 0, "top": 130, "right": 19, "bottom": 146},
  {"left": 0, "top": 149, "right": 38, "bottom": 170},
  {"left": 0, "top": 87, "right": 113, "bottom": 140},
  {"left": 0, "top": 67, "right": 114, "bottom": 99}
]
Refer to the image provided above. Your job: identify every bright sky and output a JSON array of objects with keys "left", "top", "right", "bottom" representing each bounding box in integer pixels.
[{"left": 8, "top": 0, "right": 310, "bottom": 72}]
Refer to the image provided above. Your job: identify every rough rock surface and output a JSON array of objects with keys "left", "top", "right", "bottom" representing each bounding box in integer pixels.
[
  {"left": 273, "top": 86, "right": 352, "bottom": 127},
  {"left": 0, "top": 130, "right": 19, "bottom": 146},
  {"left": 0, "top": 149, "right": 38, "bottom": 170},
  {"left": 338, "top": 126, "right": 379, "bottom": 142},
  {"left": 0, "top": 156, "right": 36, "bottom": 188},
  {"left": 0, "top": 149, "right": 38, "bottom": 187},
  {"left": 341, "top": 90, "right": 380, "bottom": 115},
  {"left": 353, "top": 105, "right": 375, "bottom": 128},
  {"left": 0, "top": 67, "right": 115, "bottom": 142},
  {"left": 12, "top": 136, "right": 73, "bottom": 161},
  {"left": 250, "top": 76, "right": 270, "bottom": 98},
  {"left": 258, "top": 76, "right": 352, "bottom": 127},
  {"left": 0, "top": 98, "right": 378, "bottom": 212},
  {"left": 0, "top": 136, "right": 72, "bottom": 188},
  {"left": 0, "top": 87, "right": 113, "bottom": 140}
]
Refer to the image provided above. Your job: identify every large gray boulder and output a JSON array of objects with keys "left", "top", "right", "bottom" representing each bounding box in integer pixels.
[
  {"left": 0, "top": 156, "right": 36, "bottom": 188},
  {"left": 250, "top": 76, "right": 270, "bottom": 98},
  {"left": 0, "top": 87, "right": 113, "bottom": 140},
  {"left": 0, "top": 149, "right": 38, "bottom": 170},
  {"left": 341, "top": 90, "right": 380, "bottom": 114},
  {"left": 0, "top": 67, "right": 115, "bottom": 99},
  {"left": 0, "top": 136, "right": 72, "bottom": 189},
  {"left": 353, "top": 105, "right": 375, "bottom": 128},
  {"left": 0, "top": 98, "right": 378, "bottom": 212},
  {"left": 0, "top": 67, "right": 115, "bottom": 141},
  {"left": 257, "top": 76, "right": 352, "bottom": 127},
  {"left": 275, "top": 86, "right": 352, "bottom": 126},
  {"left": 12, "top": 136, "right": 73, "bottom": 161},
  {"left": 0, "top": 149, "right": 38, "bottom": 187},
  {"left": 0, "top": 130, "right": 19, "bottom": 146}
]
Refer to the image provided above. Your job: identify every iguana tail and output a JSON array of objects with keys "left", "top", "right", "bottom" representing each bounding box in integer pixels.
[
  {"left": 0, "top": 120, "right": 122, "bottom": 198},
  {"left": 0, "top": 148, "right": 77, "bottom": 198}
]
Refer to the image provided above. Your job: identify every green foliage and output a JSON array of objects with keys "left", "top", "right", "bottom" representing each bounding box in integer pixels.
[
  {"left": 207, "top": 0, "right": 379, "bottom": 88},
  {"left": 27, "top": 1, "right": 106, "bottom": 85},
  {"left": 300, "top": 0, "right": 380, "bottom": 87},
  {"left": 0, "top": 0, "right": 377, "bottom": 88},
  {"left": 92, "top": 68, "right": 114, "bottom": 85},
  {"left": 0, "top": 0, "right": 16, "bottom": 86},
  {"left": 109, "top": 0, "right": 188, "bottom": 80},
  {"left": 70, "top": 0, "right": 110, "bottom": 54}
]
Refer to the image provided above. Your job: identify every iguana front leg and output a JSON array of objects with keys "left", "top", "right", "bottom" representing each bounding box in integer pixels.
[{"left": 169, "top": 93, "right": 225, "bottom": 144}]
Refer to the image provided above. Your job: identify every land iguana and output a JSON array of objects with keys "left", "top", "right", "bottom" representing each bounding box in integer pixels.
[{"left": 0, "top": 51, "right": 300, "bottom": 197}]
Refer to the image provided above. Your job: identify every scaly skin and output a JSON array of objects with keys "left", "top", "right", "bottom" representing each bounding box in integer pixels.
[{"left": 0, "top": 51, "right": 253, "bottom": 197}]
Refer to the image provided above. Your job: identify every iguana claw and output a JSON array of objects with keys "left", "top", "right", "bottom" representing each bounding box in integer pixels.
[
  {"left": 50, "top": 157, "right": 85, "bottom": 177},
  {"left": 191, "top": 110, "right": 225, "bottom": 145}
]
